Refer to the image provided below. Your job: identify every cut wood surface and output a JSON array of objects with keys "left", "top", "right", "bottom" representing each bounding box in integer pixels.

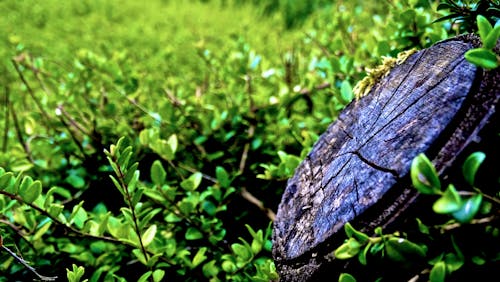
[{"left": 272, "top": 34, "right": 500, "bottom": 281}]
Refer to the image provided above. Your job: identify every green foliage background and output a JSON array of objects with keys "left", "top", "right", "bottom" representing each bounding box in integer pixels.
[{"left": 0, "top": 0, "right": 497, "bottom": 281}]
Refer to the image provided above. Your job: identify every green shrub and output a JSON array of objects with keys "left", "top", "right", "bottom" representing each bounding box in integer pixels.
[{"left": 2, "top": 0, "right": 496, "bottom": 281}]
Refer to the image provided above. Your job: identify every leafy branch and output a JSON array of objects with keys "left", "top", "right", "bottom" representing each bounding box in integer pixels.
[{"left": 104, "top": 137, "right": 151, "bottom": 264}]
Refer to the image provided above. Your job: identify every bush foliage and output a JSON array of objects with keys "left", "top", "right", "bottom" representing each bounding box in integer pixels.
[{"left": 0, "top": 0, "right": 498, "bottom": 281}]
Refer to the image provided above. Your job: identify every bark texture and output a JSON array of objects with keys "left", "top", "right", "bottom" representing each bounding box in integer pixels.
[{"left": 272, "top": 34, "right": 500, "bottom": 281}]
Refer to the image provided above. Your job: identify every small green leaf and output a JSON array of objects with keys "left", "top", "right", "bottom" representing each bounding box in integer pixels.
[
  {"left": 20, "top": 179, "right": 42, "bottom": 204},
  {"left": 465, "top": 48, "right": 499, "bottom": 70},
  {"left": 222, "top": 260, "right": 237, "bottom": 273},
  {"left": 335, "top": 238, "right": 361, "bottom": 259},
  {"left": 452, "top": 194, "right": 483, "bottom": 223},
  {"left": 231, "top": 242, "right": 253, "bottom": 262},
  {"left": 66, "top": 264, "right": 86, "bottom": 282},
  {"left": 477, "top": 15, "right": 493, "bottom": 42},
  {"left": 215, "top": 166, "right": 231, "bottom": 188},
  {"left": 339, "top": 273, "right": 356, "bottom": 282},
  {"left": 416, "top": 218, "right": 429, "bottom": 235},
  {"left": 0, "top": 172, "right": 14, "bottom": 191},
  {"left": 151, "top": 160, "right": 166, "bottom": 186},
  {"left": 340, "top": 80, "right": 353, "bottom": 103},
  {"left": 152, "top": 269, "right": 165, "bottom": 282},
  {"left": 358, "top": 244, "right": 370, "bottom": 265},
  {"left": 411, "top": 154, "right": 441, "bottom": 194},
  {"left": 430, "top": 261, "right": 446, "bottom": 282},
  {"left": 71, "top": 203, "right": 88, "bottom": 229},
  {"left": 137, "top": 271, "right": 152, "bottom": 282},
  {"left": 433, "top": 184, "right": 462, "bottom": 214},
  {"left": 202, "top": 260, "right": 219, "bottom": 278},
  {"left": 185, "top": 227, "right": 203, "bottom": 240},
  {"left": 141, "top": 224, "right": 157, "bottom": 247},
  {"left": 192, "top": 247, "right": 208, "bottom": 268},
  {"left": 385, "top": 237, "right": 426, "bottom": 262},
  {"left": 344, "top": 222, "right": 369, "bottom": 244},
  {"left": 167, "top": 134, "right": 178, "bottom": 154},
  {"left": 181, "top": 172, "right": 203, "bottom": 191},
  {"left": 483, "top": 25, "right": 500, "bottom": 49},
  {"left": 48, "top": 203, "right": 64, "bottom": 218},
  {"left": 462, "top": 152, "right": 486, "bottom": 186}
]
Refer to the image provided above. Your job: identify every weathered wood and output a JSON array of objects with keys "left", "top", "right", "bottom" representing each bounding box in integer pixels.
[{"left": 272, "top": 34, "right": 500, "bottom": 281}]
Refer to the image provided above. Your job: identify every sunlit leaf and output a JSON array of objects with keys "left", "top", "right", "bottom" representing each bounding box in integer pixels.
[
  {"left": 465, "top": 48, "right": 499, "bottom": 70},
  {"left": 185, "top": 227, "right": 203, "bottom": 240},
  {"left": 430, "top": 261, "right": 446, "bottom": 282},
  {"left": 151, "top": 160, "right": 166, "bottom": 186},
  {"left": 339, "top": 273, "right": 357, "bottom": 282},
  {"left": 433, "top": 184, "right": 462, "bottom": 214},
  {"left": 141, "top": 224, "right": 157, "bottom": 247},
  {"left": 20, "top": 179, "right": 42, "bottom": 204},
  {"left": 411, "top": 153, "right": 441, "bottom": 194},
  {"left": 462, "top": 152, "right": 485, "bottom": 186},
  {"left": 335, "top": 238, "right": 361, "bottom": 259},
  {"left": 477, "top": 15, "right": 493, "bottom": 42}
]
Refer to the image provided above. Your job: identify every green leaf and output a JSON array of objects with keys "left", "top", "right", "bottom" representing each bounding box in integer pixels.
[
  {"left": 0, "top": 172, "right": 14, "bottom": 191},
  {"left": 192, "top": 247, "right": 208, "bottom": 268},
  {"left": 340, "top": 80, "right": 353, "bottom": 103},
  {"left": 48, "top": 203, "right": 64, "bottom": 218},
  {"left": 433, "top": 184, "right": 462, "bottom": 214},
  {"left": 127, "top": 170, "right": 140, "bottom": 193},
  {"left": 71, "top": 203, "right": 88, "bottom": 229},
  {"left": 20, "top": 179, "right": 42, "bottom": 204},
  {"left": 18, "top": 175, "right": 33, "bottom": 197},
  {"left": 465, "top": 48, "right": 499, "bottom": 70},
  {"left": 384, "top": 237, "right": 426, "bottom": 262},
  {"left": 411, "top": 154, "right": 441, "bottom": 194},
  {"left": 132, "top": 248, "right": 147, "bottom": 265},
  {"left": 66, "top": 264, "right": 86, "bottom": 282},
  {"left": 152, "top": 269, "right": 165, "bottom": 282},
  {"left": 151, "top": 160, "right": 167, "bottom": 186},
  {"left": 334, "top": 238, "right": 361, "bottom": 259},
  {"left": 344, "top": 222, "right": 369, "bottom": 244},
  {"left": 222, "top": 260, "right": 237, "bottom": 273},
  {"left": 430, "top": 261, "right": 446, "bottom": 282},
  {"left": 416, "top": 218, "right": 429, "bottom": 235},
  {"left": 167, "top": 134, "right": 178, "bottom": 154},
  {"left": 339, "top": 273, "right": 356, "bottom": 282},
  {"left": 137, "top": 271, "right": 152, "bottom": 282},
  {"left": 141, "top": 224, "right": 157, "bottom": 247},
  {"left": 202, "top": 260, "right": 219, "bottom": 278},
  {"left": 462, "top": 152, "right": 485, "bottom": 186},
  {"left": 185, "top": 227, "right": 203, "bottom": 240},
  {"left": 477, "top": 15, "right": 493, "bottom": 42},
  {"left": 452, "top": 194, "right": 483, "bottom": 223},
  {"left": 215, "top": 166, "right": 231, "bottom": 188},
  {"left": 181, "top": 172, "right": 203, "bottom": 191},
  {"left": 231, "top": 242, "right": 253, "bottom": 262},
  {"left": 484, "top": 25, "right": 500, "bottom": 49}
]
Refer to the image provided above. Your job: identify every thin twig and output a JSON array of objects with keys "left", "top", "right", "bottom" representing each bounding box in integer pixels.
[
  {"left": 1, "top": 245, "right": 57, "bottom": 281},
  {"left": 239, "top": 125, "right": 255, "bottom": 174},
  {"left": 11, "top": 57, "right": 52, "bottom": 129},
  {"left": 241, "top": 187, "right": 276, "bottom": 222},
  {"left": 113, "top": 156, "right": 150, "bottom": 262},
  {"left": 2, "top": 86, "right": 10, "bottom": 152},
  {"left": 441, "top": 214, "right": 499, "bottom": 231},
  {"left": 0, "top": 190, "right": 120, "bottom": 244},
  {"left": 8, "top": 98, "right": 34, "bottom": 163}
]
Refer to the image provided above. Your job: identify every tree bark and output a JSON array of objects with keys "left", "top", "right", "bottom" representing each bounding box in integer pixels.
[{"left": 272, "top": 34, "right": 500, "bottom": 281}]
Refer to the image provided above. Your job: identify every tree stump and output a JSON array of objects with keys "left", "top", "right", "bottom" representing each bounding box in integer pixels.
[{"left": 272, "top": 34, "right": 500, "bottom": 281}]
